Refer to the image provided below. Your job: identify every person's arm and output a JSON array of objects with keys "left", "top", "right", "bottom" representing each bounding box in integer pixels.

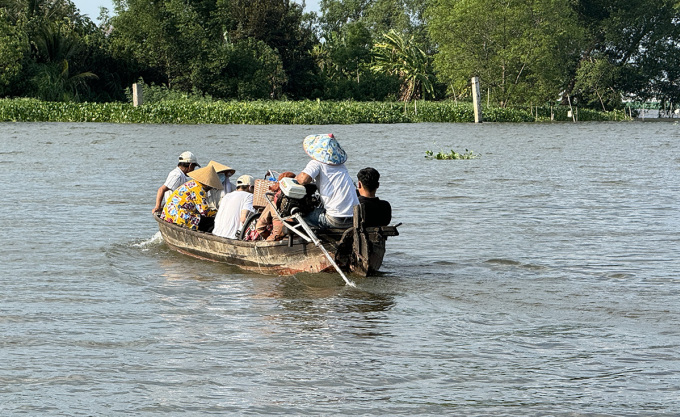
[
  {"left": 296, "top": 160, "right": 319, "bottom": 185},
  {"left": 240, "top": 209, "right": 250, "bottom": 224},
  {"left": 240, "top": 194, "right": 255, "bottom": 224},
  {"left": 152, "top": 185, "right": 170, "bottom": 213},
  {"left": 296, "top": 172, "right": 312, "bottom": 185}
]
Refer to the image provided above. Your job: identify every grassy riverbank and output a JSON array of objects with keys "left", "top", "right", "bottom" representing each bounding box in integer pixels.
[{"left": 0, "top": 98, "right": 629, "bottom": 124}]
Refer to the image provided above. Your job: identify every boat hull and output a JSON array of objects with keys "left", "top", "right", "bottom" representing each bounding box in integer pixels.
[
  {"left": 155, "top": 204, "right": 399, "bottom": 276},
  {"left": 156, "top": 214, "right": 341, "bottom": 275}
]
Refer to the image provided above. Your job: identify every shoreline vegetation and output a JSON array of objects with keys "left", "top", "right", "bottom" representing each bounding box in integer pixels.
[
  {"left": 0, "top": 98, "right": 630, "bottom": 124},
  {"left": 3, "top": 0, "right": 679, "bottom": 123}
]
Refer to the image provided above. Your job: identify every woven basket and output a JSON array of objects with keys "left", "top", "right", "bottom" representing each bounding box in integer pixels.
[{"left": 253, "top": 179, "right": 276, "bottom": 208}]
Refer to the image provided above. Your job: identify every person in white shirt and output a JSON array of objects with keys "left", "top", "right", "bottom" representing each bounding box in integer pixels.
[
  {"left": 152, "top": 151, "right": 199, "bottom": 214},
  {"left": 206, "top": 160, "right": 236, "bottom": 209},
  {"left": 212, "top": 175, "right": 255, "bottom": 239},
  {"left": 295, "top": 134, "right": 359, "bottom": 229}
]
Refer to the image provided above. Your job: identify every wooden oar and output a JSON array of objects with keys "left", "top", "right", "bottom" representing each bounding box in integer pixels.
[
  {"left": 291, "top": 213, "right": 356, "bottom": 287},
  {"left": 264, "top": 194, "right": 356, "bottom": 287}
]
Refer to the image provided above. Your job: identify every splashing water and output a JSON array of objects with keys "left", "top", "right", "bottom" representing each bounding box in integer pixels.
[{"left": 133, "top": 231, "right": 163, "bottom": 250}]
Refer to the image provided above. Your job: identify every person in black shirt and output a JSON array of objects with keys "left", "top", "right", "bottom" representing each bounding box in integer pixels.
[{"left": 357, "top": 167, "right": 392, "bottom": 227}]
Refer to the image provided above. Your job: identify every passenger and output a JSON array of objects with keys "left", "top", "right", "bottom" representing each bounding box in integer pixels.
[
  {"left": 152, "top": 151, "right": 200, "bottom": 214},
  {"left": 213, "top": 175, "right": 256, "bottom": 239},
  {"left": 252, "top": 171, "right": 296, "bottom": 241},
  {"left": 206, "top": 160, "right": 236, "bottom": 209},
  {"left": 295, "top": 134, "right": 359, "bottom": 230},
  {"left": 160, "top": 166, "right": 221, "bottom": 232},
  {"left": 357, "top": 167, "right": 392, "bottom": 227}
]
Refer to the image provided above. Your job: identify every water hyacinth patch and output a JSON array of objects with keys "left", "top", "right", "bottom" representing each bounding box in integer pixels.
[
  {"left": 425, "top": 149, "right": 480, "bottom": 160},
  {"left": 0, "top": 99, "right": 630, "bottom": 124}
]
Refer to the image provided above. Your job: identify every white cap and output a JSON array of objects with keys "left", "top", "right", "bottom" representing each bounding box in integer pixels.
[
  {"left": 236, "top": 175, "right": 254, "bottom": 187},
  {"left": 178, "top": 151, "right": 198, "bottom": 165}
]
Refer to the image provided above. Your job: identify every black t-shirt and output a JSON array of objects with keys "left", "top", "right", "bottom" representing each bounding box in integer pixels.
[{"left": 359, "top": 196, "right": 392, "bottom": 227}]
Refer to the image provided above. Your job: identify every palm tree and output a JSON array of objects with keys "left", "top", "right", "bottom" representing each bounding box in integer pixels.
[
  {"left": 32, "top": 58, "right": 97, "bottom": 101},
  {"left": 30, "top": 20, "right": 97, "bottom": 101},
  {"left": 371, "top": 29, "right": 435, "bottom": 101}
]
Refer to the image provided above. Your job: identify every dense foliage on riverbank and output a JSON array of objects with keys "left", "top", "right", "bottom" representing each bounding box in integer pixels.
[
  {"left": 1, "top": 0, "right": 679, "bottom": 112},
  {"left": 0, "top": 99, "right": 629, "bottom": 124}
]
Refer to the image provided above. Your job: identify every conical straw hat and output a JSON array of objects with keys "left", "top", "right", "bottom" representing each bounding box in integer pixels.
[
  {"left": 303, "top": 133, "right": 347, "bottom": 165},
  {"left": 189, "top": 166, "right": 222, "bottom": 190},
  {"left": 207, "top": 160, "right": 235, "bottom": 176}
]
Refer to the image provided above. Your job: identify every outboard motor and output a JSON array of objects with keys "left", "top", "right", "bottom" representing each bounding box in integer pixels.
[{"left": 278, "top": 178, "right": 319, "bottom": 217}]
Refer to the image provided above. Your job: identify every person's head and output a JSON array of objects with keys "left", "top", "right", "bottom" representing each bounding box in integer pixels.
[
  {"left": 269, "top": 171, "right": 296, "bottom": 193},
  {"left": 178, "top": 151, "right": 200, "bottom": 173},
  {"left": 207, "top": 160, "right": 235, "bottom": 184},
  {"left": 357, "top": 167, "right": 380, "bottom": 196},
  {"left": 189, "top": 166, "right": 222, "bottom": 191},
  {"left": 236, "top": 175, "right": 255, "bottom": 192},
  {"left": 302, "top": 133, "right": 347, "bottom": 166}
]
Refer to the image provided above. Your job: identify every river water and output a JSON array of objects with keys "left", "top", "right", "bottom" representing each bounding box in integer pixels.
[{"left": 1, "top": 121, "right": 679, "bottom": 415}]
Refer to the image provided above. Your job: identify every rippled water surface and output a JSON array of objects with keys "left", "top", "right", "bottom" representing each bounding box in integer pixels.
[{"left": 2, "top": 121, "right": 679, "bottom": 415}]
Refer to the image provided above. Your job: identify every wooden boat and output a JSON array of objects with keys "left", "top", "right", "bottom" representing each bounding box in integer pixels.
[{"left": 154, "top": 205, "right": 399, "bottom": 276}]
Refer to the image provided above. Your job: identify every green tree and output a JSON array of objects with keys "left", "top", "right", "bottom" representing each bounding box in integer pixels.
[
  {"left": 198, "top": 37, "right": 287, "bottom": 100},
  {"left": 317, "top": 0, "right": 427, "bottom": 100},
  {"left": 224, "top": 0, "right": 319, "bottom": 98},
  {"left": 372, "top": 29, "right": 434, "bottom": 101},
  {"left": 108, "top": 0, "right": 317, "bottom": 98},
  {"left": 319, "top": 21, "right": 373, "bottom": 82},
  {"left": 27, "top": 20, "right": 98, "bottom": 101},
  {"left": 428, "top": 0, "right": 583, "bottom": 106},
  {"left": 573, "top": 56, "right": 620, "bottom": 111},
  {"left": 0, "top": 0, "right": 85, "bottom": 27},
  {"left": 109, "top": 0, "right": 209, "bottom": 90},
  {"left": 0, "top": 10, "right": 27, "bottom": 95},
  {"left": 30, "top": 57, "right": 97, "bottom": 101},
  {"left": 570, "top": 0, "right": 680, "bottom": 109},
  {"left": 366, "top": 0, "right": 428, "bottom": 45},
  {"left": 319, "top": 0, "right": 428, "bottom": 44},
  {"left": 313, "top": 25, "right": 401, "bottom": 100},
  {"left": 644, "top": 41, "right": 680, "bottom": 110},
  {"left": 318, "top": 0, "right": 370, "bottom": 35},
  {"left": 0, "top": 0, "right": 104, "bottom": 101},
  {"left": 74, "top": 8, "right": 135, "bottom": 102}
]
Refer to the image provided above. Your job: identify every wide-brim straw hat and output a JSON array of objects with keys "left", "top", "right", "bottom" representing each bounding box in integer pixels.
[
  {"left": 207, "top": 160, "right": 235, "bottom": 176},
  {"left": 189, "top": 166, "right": 222, "bottom": 190},
  {"left": 303, "top": 133, "right": 347, "bottom": 165}
]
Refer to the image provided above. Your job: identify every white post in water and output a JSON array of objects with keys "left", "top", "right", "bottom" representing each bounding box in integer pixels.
[
  {"left": 472, "top": 77, "right": 483, "bottom": 123},
  {"left": 133, "top": 83, "right": 143, "bottom": 107}
]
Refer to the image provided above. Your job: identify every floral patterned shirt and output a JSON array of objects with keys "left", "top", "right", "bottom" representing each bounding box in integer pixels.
[{"left": 161, "top": 180, "right": 217, "bottom": 230}]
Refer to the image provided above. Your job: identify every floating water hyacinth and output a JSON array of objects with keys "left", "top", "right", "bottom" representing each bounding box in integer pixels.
[{"left": 425, "top": 149, "right": 480, "bottom": 160}]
